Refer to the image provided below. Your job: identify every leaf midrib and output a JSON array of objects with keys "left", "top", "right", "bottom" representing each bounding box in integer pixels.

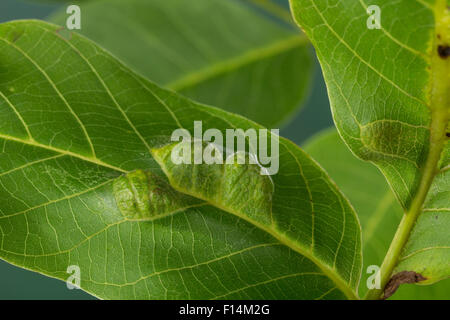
[{"left": 0, "top": 133, "right": 126, "bottom": 173}]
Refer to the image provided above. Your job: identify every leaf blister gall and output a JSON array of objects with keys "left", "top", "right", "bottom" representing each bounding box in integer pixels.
[
  {"left": 113, "top": 170, "right": 203, "bottom": 221},
  {"left": 152, "top": 142, "right": 275, "bottom": 227}
]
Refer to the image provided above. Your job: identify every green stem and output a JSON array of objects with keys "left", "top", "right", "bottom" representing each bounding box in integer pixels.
[{"left": 364, "top": 208, "right": 424, "bottom": 300}]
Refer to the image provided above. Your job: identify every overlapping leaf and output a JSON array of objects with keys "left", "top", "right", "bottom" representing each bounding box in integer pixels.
[
  {"left": 291, "top": 0, "right": 449, "bottom": 287},
  {"left": 49, "top": 0, "right": 314, "bottom": 127},
  {"left": 0, "top": 20, "right": 361, "bottom": 299},
  {"left": 304, "top": 129, "right": 450, "bottom": 299}
]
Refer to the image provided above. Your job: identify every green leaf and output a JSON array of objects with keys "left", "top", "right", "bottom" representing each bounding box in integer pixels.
[
  {"left": 0, "top": 20, "right": 361, "bottom": 299},
  {"left": 291, "top": 0, "right": 449, "bottom": 295},
  {"left": 48, "top": 0, "right": 313, "bottom": 127},
  {"left": 304, "top": 128, "right": 450, "bottom": 299},
  {"left": 393, "top": 166, "right": 449, "bottom": 284}
]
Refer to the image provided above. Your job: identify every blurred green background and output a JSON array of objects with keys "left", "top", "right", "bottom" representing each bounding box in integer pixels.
[{"left": 0, "top": 0, "right": 333, "bottom": 299}]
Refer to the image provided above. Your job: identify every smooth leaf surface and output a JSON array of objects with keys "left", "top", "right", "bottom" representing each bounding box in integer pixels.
[
  {"left": 291, "top": 0, "right": 449, "bottom": 286},
  {"left": 304, "top": 128, "right": 450, "bottom": 299},
  {"left": 49, "top": 0, "right": 314, "bottom": 127},
  {"left": 0, "top": 20, "right": 361, "bottom": 299}
]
